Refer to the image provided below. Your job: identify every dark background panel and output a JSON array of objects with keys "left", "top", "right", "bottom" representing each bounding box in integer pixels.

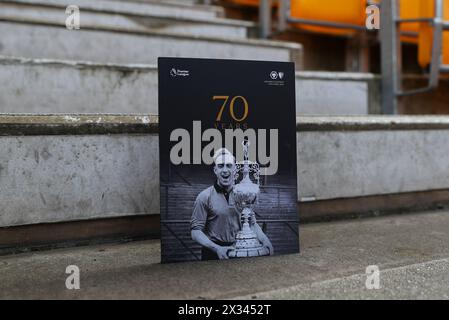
[{"left": 158, "top": 58, "right": 297, "bottom": 178}]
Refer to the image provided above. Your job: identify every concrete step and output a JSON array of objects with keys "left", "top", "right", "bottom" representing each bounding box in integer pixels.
[
  {"left": 0, "top": 57, "right": 378, "bottom": 115},
  {"left": 1, "top": 0, "right": 224, "bottom": 20},
  {"left": 117, "top": 0, "right": 205, "bottom": 6},
  {"left": 1, "top": 210, "right": 449, "bottom": 299},
  {"left": 0, "top": 17, "right": 301, "bottom": 67},
  {"left": 236, "top": 258, "right": 449, "bottom": 300},
  {"left": 1, "top": 115, "right": 449, "bottom": 229},
  {"left": 0, "top": 0, "right": 252, "bottom": 39},
  {"left": 0, "top": 115, "right": 159, "bottom": 229}
]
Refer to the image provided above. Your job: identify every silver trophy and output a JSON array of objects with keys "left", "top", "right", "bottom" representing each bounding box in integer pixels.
[{"left": 228, "top": 138, "right": 270, "bottom": 258}]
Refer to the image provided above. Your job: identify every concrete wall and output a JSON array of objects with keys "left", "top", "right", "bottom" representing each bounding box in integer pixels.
[
  {"left": 0, "top": 135, "right": 159, "bottom": 227},
  {"left": 0, "top": 115, "right": 159, "bottom": 228},
  {"left": 296, "top": 72, "right": 379, "bottom": 115},
  {"left": 297, "top": 116, "right": 449, "bottom": 201},
  {"left": 0, "top": 0, "right": 252, "bottom": 39},
  {"left": 1, "top": 115, "right": 449, "bottom": 227},
  {"left": 298, "top": 130, "right": 449, "bottom": 201},
  {"left": 0, "top": 19, "right": 301, "bottom": 67},
  {"left": 0, "top": 57, "right": 375, "bottom": 115},
  {"left": 0, "top": 58, "right": 159, "bottom": 114}
]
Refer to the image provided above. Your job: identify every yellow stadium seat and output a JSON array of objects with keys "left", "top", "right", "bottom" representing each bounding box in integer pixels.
[{"left": 289, "top": 0, "right": 366, "bottom": 36}]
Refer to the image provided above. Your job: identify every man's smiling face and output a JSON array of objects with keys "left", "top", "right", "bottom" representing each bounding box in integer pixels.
[{"left": 214, "top": 161, "right": 235, "bottom": 188}]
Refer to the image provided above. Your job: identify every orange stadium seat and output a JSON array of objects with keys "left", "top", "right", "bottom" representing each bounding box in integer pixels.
[
  {"left": 288, "top": 0, "right": 427, "bottom": 39},
  {"left": 230, "top": 0, "right": 449, "bottom": 68},
  {"left": 289, "top": 0, "right": 366, "bottom": 36}
]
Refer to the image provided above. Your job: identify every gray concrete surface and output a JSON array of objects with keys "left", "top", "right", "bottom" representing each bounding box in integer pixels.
[
  {"left": 297, "top": 129, "right": 449, "bottom": 201},
  {"left": 296, "top": 76, "right": 370, "bottom": 115},
  {"left": 2, "top": 210, "right": 449, "bottom": 299},
  {"left": 236, "top": 258, "right": 449, "bottom": 300},
  {"left": 0, "top": 19, "right": 301, "bottom": 67},
  {"left": 1, "top": 0, "right": 224, "bottom": 20},
  {"left": 109, "top": 0, "right": 223, "bottom": 15},
  {"left": 0, "top": 0, "right": 252, "bottom": 38},
  {"left": 0, "top": 57, "right": 375, "bottom": 115},
  {"left": 2, "top": 115, "right": 449, "bottom": 227},
  {"left": 0, "top": 130, "right": 159, "bottom": 227}
]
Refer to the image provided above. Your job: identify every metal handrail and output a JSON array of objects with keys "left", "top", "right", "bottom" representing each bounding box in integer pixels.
[{"left": 381, "top": 0, "right": 447, "bottom": 113}]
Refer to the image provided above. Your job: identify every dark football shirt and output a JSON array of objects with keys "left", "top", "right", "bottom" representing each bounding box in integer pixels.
[{"left": 190, "top": 183, "right": 241, "bottom": 243}]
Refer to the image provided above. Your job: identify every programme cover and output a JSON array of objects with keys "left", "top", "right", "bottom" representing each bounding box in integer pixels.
[{"left": 158, "top": 58, "right": 299, "bottom": 263}]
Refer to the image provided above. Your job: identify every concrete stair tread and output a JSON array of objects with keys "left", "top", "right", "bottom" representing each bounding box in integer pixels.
[
  {"left": 0, "top": 54, "right": 375, "bottom": 79},
  {"left": 2, "top": 113, "right": 449, "bottom": 227},
  {"left": 0, "top": 17, "right": 302, "bottom": 66},
  {"left": 0, "top": 0, "right": 255, "bottom": 39},
  {"left": 1, "top": 210, "right": 449, "bottom": 299},
  {"left": 236, "top": 258, "right": 449, "bottom": 300},
  {"left": 110, "top": 0, "right": 221, "bottom": 11},
  {"left": 0, "top": 56, "right": 373, "bottom": 115},
  {"left": 1, "top": 0, "right": 225, "bottom": 20},
  {"left": 0, "top": 16, "right": 285, "bottom": 47},
  {"left": 0, "top": 0, "right": 249, "bottom": 26}
]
